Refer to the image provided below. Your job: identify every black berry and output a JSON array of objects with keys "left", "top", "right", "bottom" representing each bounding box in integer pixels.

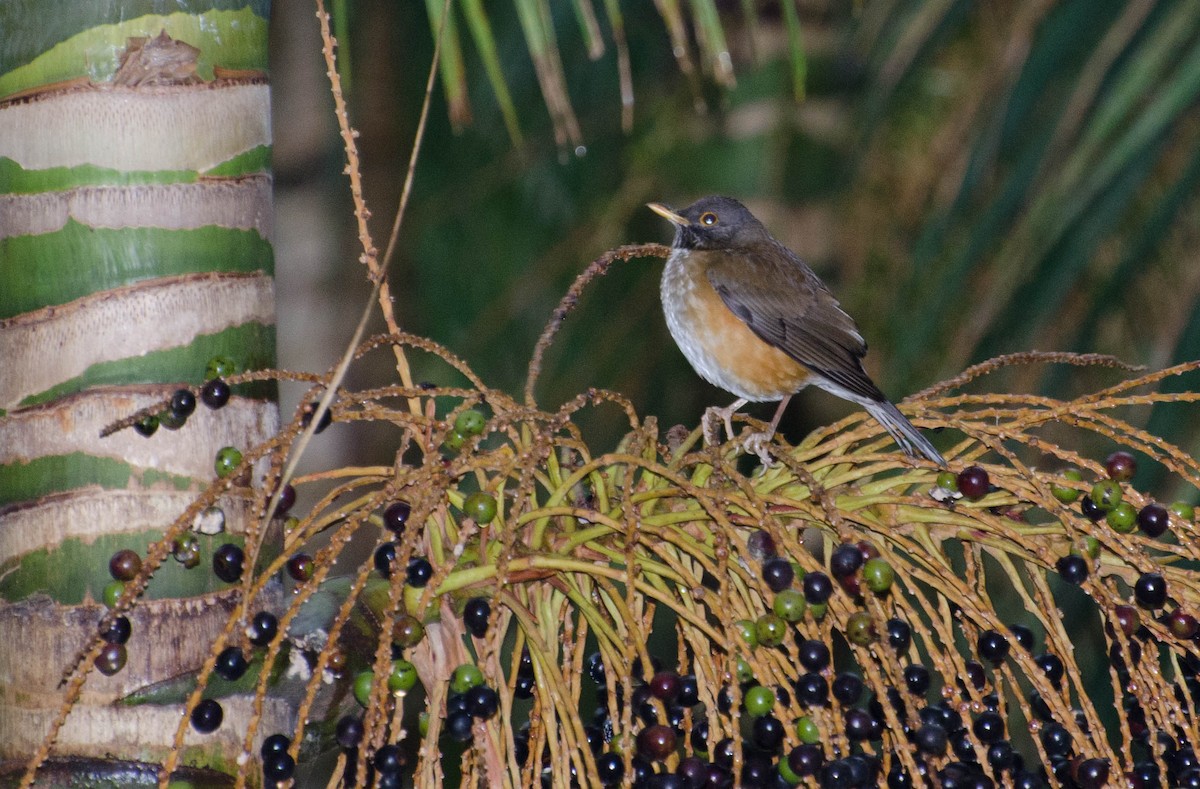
[{"left": 201, "top": 379, "right": 231, "bottom": 409}]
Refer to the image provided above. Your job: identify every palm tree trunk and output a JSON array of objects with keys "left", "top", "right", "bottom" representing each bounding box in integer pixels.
[{"left": 0, "top": 2, "right": 290, "bottom": 784}]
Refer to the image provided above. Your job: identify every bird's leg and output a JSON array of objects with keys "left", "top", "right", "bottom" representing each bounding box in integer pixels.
[
  {"left": 702, "top": 398, "right": 747, "bottom": 446},
  {"left": 741, "top": 396, "right": 792, "bottom": 466}
]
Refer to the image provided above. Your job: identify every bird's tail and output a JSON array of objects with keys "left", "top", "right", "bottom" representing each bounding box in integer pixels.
[{"left": 864, "top": 400, "right": 944, "bottom": 465}]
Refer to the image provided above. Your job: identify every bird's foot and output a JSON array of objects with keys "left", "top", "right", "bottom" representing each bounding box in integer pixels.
[
  {"left": 701, "top": 403, "right": 740, "bottom": 447},
  {"left": 741, "top": 431, "right": 777, "bottom": 467}
]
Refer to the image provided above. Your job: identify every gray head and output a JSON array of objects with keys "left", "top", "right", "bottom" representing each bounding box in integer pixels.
[{"left": 648, "top": 195, "right": 772, "bottom": 251}]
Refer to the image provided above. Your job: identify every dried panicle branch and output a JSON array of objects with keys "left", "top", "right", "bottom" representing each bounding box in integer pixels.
[{"left": 26, "top": 268, "right": 1200, "bottom": 787}]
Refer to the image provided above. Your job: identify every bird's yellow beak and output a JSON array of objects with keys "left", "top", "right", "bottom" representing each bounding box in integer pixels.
[{"left": 647, "top": 202, "right": 688, "bottom": 226}]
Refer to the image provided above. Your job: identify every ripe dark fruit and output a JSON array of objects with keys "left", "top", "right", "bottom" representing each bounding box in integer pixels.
[
  {"left": 746, "top": 530, "right": 776, "bottom": 561},
  {"left": 798, "top": 639, "right": 831, "bottom": 672},
  {"left": 96, "top": 643, "right": 126, "bottom": 676},
  {"left": 1114, "top": 604, "right": 1139, "bottom": 636},
  {"left": 972, "top": 710, "right": 1005, "bottom": 743},
  {"left": 215, "top": 647, "right": 249, "bottom": 681},
  {"left": 802, "top": 571, "right": 833, "bottom": 604},
  {"left": 374, "top": 542, "right": 397, "bottom": 577},
  {"left": 1137, "top": 503, "right": 1170, "bottom": 538},
  {"left": 903, "top": 664, "right": 931, "bottom": 695},
  {"left": 1056, "top": 554, "right": 1089, "bottom": 584},
  {"left": 914, "top": 723, "right": 948, "bottom": 755},
  {"left": 300, "top": 401, "right": 333, "bottom": 433},
  {"left": 636, "top": 724, "right": 677, "bottom": 761},
  {"left": 465, "top": 685, "right": 499, "bottom": 719},
  {"left": 462, "top": 597, "right": 490, "bottom": 638},
  {"left": 752, "top": 715, "right": 785, "bottom": 751},
  {"left": 446, "top": 711, "right": 474, "bottom": 742},
  {"left": 1135, "top": 572, "right": 1168, "bottom": 609},
  {"left": 596, "top": 752, "right": 624, "bottom": 786},
  {"left": 788, "top": 744, "right": 824, "bottom": 777},
  {"left": 383, "top": 501, "right": 411, "bottom": 533},
  {"left": 829, "top": 543, "right": 863, "bottom": 577},
  {"left": 406, "top": 557, "right": 434, "bottom": 587},
  {"left": 286, "top": 553, "right": 314, "bottom": 582},
  {"left": 1073, "top": 757, "right": 1110, "bottom": 788},
  {"left": 1080, "top": 495, "right": 1104, "bottom": 521},
  {"left": 170, "top": 389, "right": 196, "bottom": 419},
  {"left": 1008, "top": 623, "right": 1034, "bottom": 652},
  {"left": 133, "top": 415, "right": 159, "bottom": 437},
  {"left": 1035, "top": 653, "right": 1064, "bottom": 687},
  {"left": 1041, "top": 722, "right": 1072, "bottom": 756},
  {"left": 99, "top": 615, "right": 131, "bottom": 645},
  {"left": 832, "top": 672, "right": 864, "bottom": 705},
  {"left": 1169, "top": 610, "right": 1200, "bottom": 640},
  {"left": 374, "top": 744, "right": 403, "bottom": 775},
  {"left": 843, "top": 708, "right": 880, "bottom": 741},
  {"left": 261, "top": 733, "right": 290, "bottom": 758},
  {"left": 190, "top": 699, "right": 223, "bottom": 733},
  {"left": 649, "top": 671, "right": 681, "bottom": 702},
  {"left": 957, "top": 466, "right": 990, "bottom": 500},
  {"left": 262, "top": 751, "right": 295, "bottom": 782},
  {"left": 109, "top": 549, "right": 142, "bottom": 582},
  {"left": 200, "top": 378, "right": 231, "bottom": 409},
  {"left": 977, "top": 630, "right": 1010, "bottom": 664},
  {"left": 248, "top": 611, "right": 279, "bottom": 646},
  {"left": 761, "top": 557, "right": 794, "bottom": 592},
  {"left": 336, "top": 716, "right": 363, "bottom": 749},
  {"left": 212, "top": 543, "right": 245, "bottom": 583},
  {"left": 886, "top": 618, "right": 912, "bottom": 652},
  {"left": 1105, "top": 450, "right": 1137, "bottom": 481}
]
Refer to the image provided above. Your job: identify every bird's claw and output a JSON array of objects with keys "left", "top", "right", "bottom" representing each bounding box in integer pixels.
[
  {"left": 701, "top": 407, "right": 727, "bottom": 447},
  {"left": 741, "top": 432, "right": 776, "bottom": 467}
]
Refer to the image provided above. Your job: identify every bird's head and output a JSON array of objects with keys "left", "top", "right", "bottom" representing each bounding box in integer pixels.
[{"left": 648, "top": 195, "right": 770, "bottom": 251}]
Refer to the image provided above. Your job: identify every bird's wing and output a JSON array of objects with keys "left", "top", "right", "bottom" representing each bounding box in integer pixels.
[{"left": 705, "top": 245, "right": 887, "bottom": 403}]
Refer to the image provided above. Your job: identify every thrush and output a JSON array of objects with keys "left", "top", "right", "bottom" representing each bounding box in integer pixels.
[{"left": 649, "top": 195, "right": 944, "bottom": 465}]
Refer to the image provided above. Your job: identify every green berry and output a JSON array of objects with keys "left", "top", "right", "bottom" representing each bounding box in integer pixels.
[
  {"left": 935, "top": 471, "right": 957, "bottom": 491},
  {"left": 1106, "top": 501, "right": 1137, "bottom": 533},
  {"left": 215, "top": 446, "right": 243, "bottom": 478},
  {"left": 450, "top": 663, "right": 484, "bottom": 694},
  {"left": 464, "top": 492, "right": 498, "bottom": 524},
  {"left": 742, "top": 685, "right": 775, "bottom": 716},
  {"left": 1072, "top": 536, "right": 1100, "bottom": 560},
  {"left": 808, "top": 602, "right": 828, "bottom": 621},
  {"left": 1171, "top": 501, "right": 1195, "bottom": 522},
  {"left": 353, "top": 671, "right": 374, "bottom": 707},
  {"left": 1051, "top": 468, "right": 1083, "bottom": 503},
  {"left": 778, "top": 755, "right": 802, "bottom": 785},
  {"left": 796, "top": 716, "right": 821, "bottom": 744},
  {"left": 454, "top": 409, "right": 486, "bottom": 436},
  {"left": 735, "top": 619, "right": 758, "bottom": 649},
  {"left": 418, "top": 711, "right": 430, "bottom": 737},
  {"left": 102, "top": 580, "right": 125, "bottom": 609},
  {"left": 205, "top": 356, "right": 237, "bottom": 379},
  {"left": 735, "top": 655, "right": 755, "bottom": 684},
  {"left": 862, "top": 558, "right": 895, "bottom": 593},
  {"left": 755, "top": 613, "right": 787, "bottom": 647},
  {"left": 773, "top": 589, "right": 807, "bottom": 623},
  {"left": 845, "top": 611, "right": 876, "bottom": 646},
  {"left": 388, "top": 659, "right": 418, "bottom": 692},
  {"left": 1091, "top": 480, "right": 1123, "bottom": 511},
  {"left": 442, "top": 430, "right": 467, "bottom": 452}
]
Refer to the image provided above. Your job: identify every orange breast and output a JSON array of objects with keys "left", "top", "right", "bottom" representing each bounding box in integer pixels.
[{"left": 662, "top": 255, "right": 810, "bottom": 401}]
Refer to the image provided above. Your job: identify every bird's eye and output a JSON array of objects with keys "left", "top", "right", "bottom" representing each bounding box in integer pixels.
[{"left": 700, "top": 212, "right": 718, "bottom": 226}]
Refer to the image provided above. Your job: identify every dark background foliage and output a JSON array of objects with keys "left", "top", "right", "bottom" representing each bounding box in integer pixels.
[{"left": 270, "top": 0, "right": 1200, "bottom": 495}]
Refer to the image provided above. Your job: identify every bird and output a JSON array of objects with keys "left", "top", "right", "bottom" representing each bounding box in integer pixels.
[{"left": 648, "top": 195, "right": 944, "bottom": 465}]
